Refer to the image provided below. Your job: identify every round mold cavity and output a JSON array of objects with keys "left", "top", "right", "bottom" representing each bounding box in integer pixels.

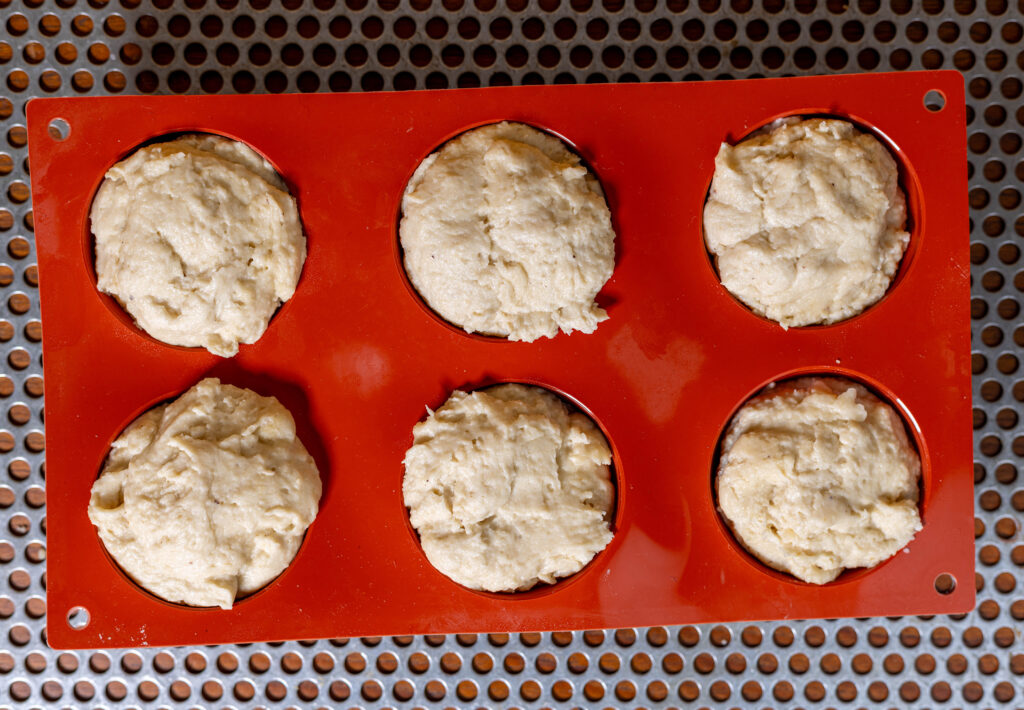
[
  {"left": 89, "top": 382, "right": 318, "bottom": 612},
  {"left": 399, "top": 377, "right": 624, "bottom": 601},
  {"left": 699, "top": 110, "right": 925, "bottom": 330},
  {"left": 393, "top": 120, "right": 617, "bottom": 343},
  {"left": 708, "top": 366, "right": 929, "bottom": 588},
  {"left": 83, "top": 130, "right": 305, "bottom": 355}
]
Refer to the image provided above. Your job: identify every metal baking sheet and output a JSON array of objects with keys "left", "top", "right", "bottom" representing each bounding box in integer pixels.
[{"left": 0, "top": 0, "right": 1020, "bottom": 706}]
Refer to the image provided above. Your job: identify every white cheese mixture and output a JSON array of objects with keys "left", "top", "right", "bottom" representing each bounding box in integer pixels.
[
  {"left": 716, "top": 377, "right": 922, "bottom": 584},
  {"left": 403, "top": 384, "right": 615, "bottom": 592},
  {"left": 91, "top": 134, "right": 306, "bottom": 356},
  {"left": 703, "top": 118, "right": 909, "bottom": 327},
  {"left": 88, "top": 378, "right": 322, "bottom": 608},
  {"left": 400, "top": 122, "right": 615, "bottom": 342}
]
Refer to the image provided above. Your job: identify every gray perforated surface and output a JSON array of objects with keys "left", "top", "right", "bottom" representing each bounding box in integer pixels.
[{"left": 2, "top": 0, "right": 1022, "bottom": 706}]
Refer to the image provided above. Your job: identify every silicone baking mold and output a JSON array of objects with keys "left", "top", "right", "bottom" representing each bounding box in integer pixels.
[{"left": 26, "top": 70, "right": 973, "bottom": 649}]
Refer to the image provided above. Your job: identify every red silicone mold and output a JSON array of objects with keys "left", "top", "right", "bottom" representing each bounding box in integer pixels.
[{"left": 27, "top": 71, "right": 973, "bottom": 650}]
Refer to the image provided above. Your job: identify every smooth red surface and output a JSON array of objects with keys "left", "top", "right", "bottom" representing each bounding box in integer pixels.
[{"left": 27, "top": 72, "right": 974, "bottom": 650}]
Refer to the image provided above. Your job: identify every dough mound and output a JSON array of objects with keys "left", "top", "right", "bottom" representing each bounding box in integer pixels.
[
  {"left": 704, "top": 118, "right": 909, "bottom": 327},
  {"left": 400, "top": 122, "right": 615, "bottom": 342},
  {"left": 91, "top": 134, "right": 306, "bottom": 356},
  {"left": 403, "top": 384, "right": 615, "bottom": 592},
  {"left": 88, "top": 378, "right": 322, "bottom": 608},
  {"left": 716, "top": 377, "right": 922, "bottom": 584}
]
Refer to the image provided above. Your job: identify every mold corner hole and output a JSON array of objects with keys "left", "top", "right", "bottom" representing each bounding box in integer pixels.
[
  {"left": 933, "top": 573, "right": 956, "bottom": 595},
  {"left": 48, "top": 118, "right": 70, "bottom": 142},
  {"left": 923, "top": 90, "right": 946, "bottom": 113},
  {"left": 66, "top": 605, "right": 90, "bottom": 629}
]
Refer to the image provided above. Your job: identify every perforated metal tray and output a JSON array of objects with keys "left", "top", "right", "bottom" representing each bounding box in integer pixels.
[{"left": 1, "top": 0, "right": 1021, "bottom": 706}]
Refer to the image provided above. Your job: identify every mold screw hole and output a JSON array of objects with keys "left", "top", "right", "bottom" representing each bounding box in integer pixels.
[
  {"left": 923, "top": 90, "right": 945, "bottom": 112},
  {"left": 933, "top": 573, "right": 956, "bottom": 595},
  {"left": 66, "top": 606, "right": 90, "bottom": 629},
  {"left": 48, "top": 118, "right": 70, "bottom": 141}
]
